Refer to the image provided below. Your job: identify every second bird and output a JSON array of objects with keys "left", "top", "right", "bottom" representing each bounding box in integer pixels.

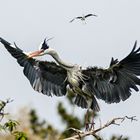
[{"left": 70, "top": 14, "right": 98, "bottom": 23}]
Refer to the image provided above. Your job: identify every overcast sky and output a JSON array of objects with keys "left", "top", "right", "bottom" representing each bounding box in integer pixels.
[{"left": 0, "top": 0, "right": 140, "bottom": 139}]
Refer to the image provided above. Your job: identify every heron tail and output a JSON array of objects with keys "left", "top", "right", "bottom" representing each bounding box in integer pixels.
[
  {"left": 74, "top": 94, "right": 87, "bottom": 109},
  {"left": 74, "top": 95, "right": 100, "bottom": 112},
  {"left": 90, "top": 96, "right": 100, "bottom": 112}
]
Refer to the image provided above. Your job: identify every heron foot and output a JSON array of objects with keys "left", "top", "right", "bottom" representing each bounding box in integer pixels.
[{"left": 85, "top": 122, "right": 95, "bottom": 131}]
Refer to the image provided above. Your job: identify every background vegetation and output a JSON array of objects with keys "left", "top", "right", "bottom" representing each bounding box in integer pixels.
[{"left": 0, "top": 94, "right": 129, "bottom": 140}]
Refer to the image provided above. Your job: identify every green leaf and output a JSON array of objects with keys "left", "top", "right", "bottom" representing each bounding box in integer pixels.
[
  {"left": 4, "top": 120, "right": 19, "bottom": 132},
  {"left": 13, "top": 131, "right": 28, "bottom": 140}
]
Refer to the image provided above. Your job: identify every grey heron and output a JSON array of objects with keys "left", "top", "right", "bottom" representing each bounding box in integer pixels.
[{"left": 0, "top": 37, "right": 140, "bottom": 129}]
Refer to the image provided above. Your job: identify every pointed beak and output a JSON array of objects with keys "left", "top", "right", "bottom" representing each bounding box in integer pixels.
[{"left": 28, "top": 49, "right": 44, "bottom": 58}]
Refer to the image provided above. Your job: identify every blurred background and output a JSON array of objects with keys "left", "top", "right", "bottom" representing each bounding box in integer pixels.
[{"left": 0, "top": 0, "right": 140, "bottom": 139}]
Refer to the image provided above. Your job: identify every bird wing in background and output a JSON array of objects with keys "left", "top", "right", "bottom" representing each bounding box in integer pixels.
[
  {"left": 82, "top": 41, "right": 140, "bottom": 103},
  {"left": 69, "top": 18, "right": 78, "bottom": 23},
  {"left": 76, "top": 16, "right": 83, "bottom": 19},
  {"left": 69, "top": 17, "right": 82, "bottom": 22},
  {"left": 85, "top": 14, "right": 98, "bottom": 18},
  {"left": 69, "top": 18, "right": 76, "bottom": 23},
  {"left": 0, "top": 38, "right": 67, "bottom": 96}
]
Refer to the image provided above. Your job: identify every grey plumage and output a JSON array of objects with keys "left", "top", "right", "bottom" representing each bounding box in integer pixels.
[
  {"left": 0, "top": 37, "right": 67, "bottom": 97},
  {"left": 82, "top": 41, "right": 140, "bottom": 103},
  {"left": 1, "top": 37, "right": 140, "bottom": 113}
]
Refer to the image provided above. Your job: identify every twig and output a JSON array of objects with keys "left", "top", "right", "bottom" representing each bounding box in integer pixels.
[
  {"left": 0, "top": 99, "right": 13, "bottom": 121},
  {"left": 125, "top": 116, "right": 137, "bottom": 122},
  {"left": 62, "top": 116, "right": 137, "bottom": 140},
  {"left": 66, "top": 128, "right": 83, "bottom": 140}
]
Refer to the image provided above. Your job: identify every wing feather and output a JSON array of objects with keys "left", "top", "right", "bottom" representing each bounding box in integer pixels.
[
  {"left": 85, "top": 14, "right": 93, "bottom": 18},
  {"left": 85, "top": 14, "right": 97, "bottom": 18},
  {"left": 82, "top": 41, "right": 140, "bottom": 103},
  {"left": 0, "top": 37, "right": 67, "bottom": 96}
]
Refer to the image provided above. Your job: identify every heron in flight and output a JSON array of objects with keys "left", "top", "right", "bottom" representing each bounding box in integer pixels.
[
  {"left": 70, "top": 14, "right": 97, "bottom": 23},
  {"left": 0, "top": 37, "right": 140, "bottom": 129}
]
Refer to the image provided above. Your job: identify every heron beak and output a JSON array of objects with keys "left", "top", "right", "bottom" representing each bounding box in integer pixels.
[{"left": 28, "top": 49, "right": 44, "bottom": 58}]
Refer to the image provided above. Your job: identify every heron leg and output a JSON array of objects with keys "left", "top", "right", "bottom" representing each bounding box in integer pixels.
[
  {"left": 90, "top": 111, "right": 95, "bottom": 130},
  {"left": 85, "top": 110, "right": 95, "bottom": 131},
  {"left": 85, "top": 99, "right": 95, "bottom": 131},
  {"left": 85, "top": 109, "right": 90, "bottom": 131}
]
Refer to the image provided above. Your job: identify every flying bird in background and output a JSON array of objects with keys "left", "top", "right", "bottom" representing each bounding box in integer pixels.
[
  {"left": 70, "top": 14, "right": 98, "bottom": 23},
  {"left": 0, "top": 37, "right": 140, "bottom": 129}
]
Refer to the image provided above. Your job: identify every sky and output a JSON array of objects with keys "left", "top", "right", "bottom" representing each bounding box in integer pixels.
[{"left": 0, "top": 0, "right": 140, "bottom": 139}]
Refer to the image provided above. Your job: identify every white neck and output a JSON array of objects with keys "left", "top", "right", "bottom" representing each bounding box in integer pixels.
[{"left": 45, "top": 48, "right": 74, "bottom": 69}]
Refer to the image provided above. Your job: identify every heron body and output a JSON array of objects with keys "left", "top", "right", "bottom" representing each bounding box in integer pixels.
[
  {"left": 0, "top": 37, "right": 140, "bottom": 114},
  {"left": 39, "top": 46, "right": 96, "bottom": 110}
]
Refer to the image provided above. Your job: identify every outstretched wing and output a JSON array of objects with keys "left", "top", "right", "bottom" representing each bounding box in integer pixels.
[
  {"left": 82, "top": 41, "right": 140, "bottom": 103},
  {"left": 69, "top": 18, "right": 76, "bottom": 23},
  {"left": 0, "top": 37, "right": 67, "bottom": 96},
  {"left": 69, "top": 16, "right": 83, "bottom": 23},
  {"left": 85, "top": 14, "right": 97, "bottom": 18}
]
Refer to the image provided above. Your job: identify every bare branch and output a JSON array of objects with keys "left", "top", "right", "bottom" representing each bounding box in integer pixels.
[
  {"left": 62, "top": 116, "right": 137, "bottom": 140},
  {"left": 125, "top": 116, "right": 137, "bottom": 122},
  {"left": 0, "top": 99, "right": 13, "bottom": 121}
]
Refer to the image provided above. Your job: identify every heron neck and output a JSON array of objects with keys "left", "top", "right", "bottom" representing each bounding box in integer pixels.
[{"left": 50, "top": 51, "right": 74, "bottom": 69}]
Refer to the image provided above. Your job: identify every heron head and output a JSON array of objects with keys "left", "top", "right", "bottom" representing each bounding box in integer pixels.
[{"left": 28, "top": 37, "right": 53, "bottom": 58}]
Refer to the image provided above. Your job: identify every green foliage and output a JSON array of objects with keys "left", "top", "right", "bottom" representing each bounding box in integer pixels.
[
  {"left": 4, "top": 120, "right": 19, "bottom": 132},
  {"left": 0, "top": 97, "right": 130, "bottom": 140},
  {"left": 58, "top": 102, "right": 83, "bottom": 129},
  {"left": 0, "top": 124, "right": 4, "bottom": 131},
  {"left": 29, "top": 109, "right": 48, "bottom": 138},
  {"left": 29, "top": 109, "right": 58, "bottom": 139},
  {"left": 57, "top": 102, "right": 84, "bottom": 139},
  {"left": 13, "top": 131, "right": 28, "bottom": 140},
  {"left": 0, "top": 99, "right": 28, "bottom": 140}
]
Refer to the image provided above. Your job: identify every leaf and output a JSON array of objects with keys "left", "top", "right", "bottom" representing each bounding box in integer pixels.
[
  {"left": 4, "top": 120, "right": 19, "bottom": 132},
  {"left": 13, "top": 131, "right": 28, "bottom": 140}
]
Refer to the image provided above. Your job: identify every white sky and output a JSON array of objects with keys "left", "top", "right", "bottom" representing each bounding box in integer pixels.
[{"left": 0, "top": 0, "right": 140, "bottom": 139}]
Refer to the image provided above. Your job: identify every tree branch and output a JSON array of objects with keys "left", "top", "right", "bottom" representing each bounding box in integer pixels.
[
  {"left": 62, "top": 116, "right": 137, "bottom": 140},
  {"left": 0, "top": 99, "right": 13, "bottom": 121}
]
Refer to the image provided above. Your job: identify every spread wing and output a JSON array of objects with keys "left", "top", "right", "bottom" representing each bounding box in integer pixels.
[
  {"left": 82, "top": 41, "right": 140, "bottom": 103},
  {"left": 0, "top": 37, "right": 67, "bottom": 96},
  {"left": 69, "top": 17, "right": 83, "bottom": 23},
  {"left": 85, "top": 14, "right": 97, "bottom": 18},
  {"left": 69, "top": 18, "right": 76, "bottom": 23}
]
